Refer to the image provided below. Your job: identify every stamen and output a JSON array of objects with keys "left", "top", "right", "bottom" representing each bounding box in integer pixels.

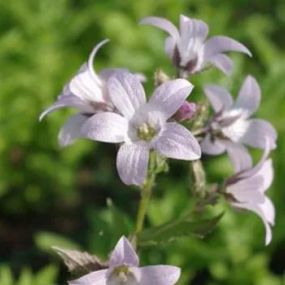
[{"left": 137, "top": 123, "right": 156, "bottom": 141}]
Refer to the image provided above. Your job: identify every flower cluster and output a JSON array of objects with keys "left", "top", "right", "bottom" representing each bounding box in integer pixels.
[{"left": 41, "top": 14, "right": 277, "bottom": 284}]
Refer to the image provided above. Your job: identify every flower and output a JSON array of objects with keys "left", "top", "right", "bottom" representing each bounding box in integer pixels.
[
  {"left": 69, "top": 236, "right": 181, "bottom": 285},
  {"left": 80, "top": 71, "right": 201, "bottom": 185},
  {"left": 39, "top": 39, "right": 137, "bottom": 146},
  {"left": 140, "top": 15, "right": 251, "bottom": 75},
  {"left": 225, "top": 142, "right": 275, "bottom": 245},
  {"left": 201, "top": 75, "right": 277, "bottom": 169}
]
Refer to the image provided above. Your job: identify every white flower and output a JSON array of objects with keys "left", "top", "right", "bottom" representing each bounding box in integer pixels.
[
  {"left": 225, "top": 142, "right": 275, "bottom": 245},
  {"left": 39, "top": 40, "right": 142, "bottom": 146},
  {"left": 80, "top": 71, "right": 201, "bottom": 185},
  {"left": 201, "top": 75, "right": 277, "bottom": 172},
  {"left": 69, "top": 236, "right": 181, "bottom": 285},
  {"left": 140, "top": 15, "right": 251, "bottom": 75}
]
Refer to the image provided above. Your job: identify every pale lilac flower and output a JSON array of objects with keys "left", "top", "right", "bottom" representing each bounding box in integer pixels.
[
  {"left": 69, "top": 236, "right": 181, "bottom": 285},
  {"left": 81, "top": 71, "right": 201, "bottom": 185},
  {"left": 140, "top": 15, "right": 251, "bottom": 75},
  {"left": 39, "top": 40, "right": 135, "bottom": 146},
  {"left": 225, "top": 142, "right": 275, "bottom": 245},
  {"left": 173, "top": 101, "right": 197, "bottom": 122},
  {"left": 201, "top": 75, "right": 277, "bottom": 168}
]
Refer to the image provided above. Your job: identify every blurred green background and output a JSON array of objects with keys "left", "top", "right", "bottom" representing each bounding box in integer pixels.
[{"left": 1, "top": 0, "right": 285, "bottom": 284}]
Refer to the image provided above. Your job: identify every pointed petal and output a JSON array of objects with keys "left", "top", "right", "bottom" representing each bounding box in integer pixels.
[
  {"left": 108, "top": 72, "right": 146, "bottom": 119},
  {"left": 58, "top": 114, "right": 87, "bottom": 146},
  {"left": 138, "top": 265, "right": 181, "bottom": 285},
  {"left": 68, "top": 269, "right": 107, "bottom": 285},
  {"left": 154, "top": 122, "right": 201, "bottom": 160},
  {"left": 241, "top": 119, "right": 277, "bottom": 149},
  {"left": 227, "top": 175, "right": 265, "bottom": 204},
  {"left": 257, "top": 159, "right": 274, "bottom": 192},
  {"left": 39, "top": 95, "right": 93, "bottom": 121},
  {"left": 200, "top": 135, "right": 226, "bottom": 155},
  {"left": 109, "top": 236, "right": 139, "bottom": 267},
  {"left": 87, "top": 39, "right": 110, "bottom": 80},
  {"left": 116, "top": 142, "right": 149, "bottom": 186},
  {"left": 148, "top": 79, "right": 193, "bottom": 120},
  {"left": 208, "top": 54, "right": 234, "bottom": 75},
  {"left": 233, "top": 199, "right": 274, "bottom": 245},
  {"left": 179, "top": 15, "right": 209, "bottom": 45},
  {"left": 204, "top": 36, "right": 252, "bottom": 59},
  {"left": 165, "top": 36, "right": 176, "bottom": 59},
  {"left": 81, "top": 112, "right": 127, "bottom": 143},
  {"left": 225, "top": 142, "right": 252, "bottom": 173},
  {"left": 234, "top": 75, "right": 261, "bottom": 116},
  {"left": 140, "top": 17, "right": 180, "bottom": 40},
  {"left": 204, "top": 84, "right": 233, "bottom": 112}
]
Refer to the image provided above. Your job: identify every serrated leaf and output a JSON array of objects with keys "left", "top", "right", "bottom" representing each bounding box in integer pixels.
[
  {"left": 138, "top": 213, "right": 223, "bottom": 247},
  {"left": 53, "top": 247, "right": 108, "bottom": 275}
]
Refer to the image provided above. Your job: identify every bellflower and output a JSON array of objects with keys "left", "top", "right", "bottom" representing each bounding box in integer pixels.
[
  {"left": 81, "top": 71, "right": 201, "bottom": 185},
  {"left": 201, "top": 75, "right": 277, "bottom": 169},
  {"left": 140, "top": 15, "right": 251, "bottom": 75},
  {"left": 225, "top": 142, "right": 275, "bottom": 245},
  {"left": 39, "top": 39, "right": 134, "bottom": 146},
  {"left": 69, "top": 236, "right": 181, "bottom": 285}
]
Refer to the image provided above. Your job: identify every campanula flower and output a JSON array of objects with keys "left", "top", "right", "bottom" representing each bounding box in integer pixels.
[
  {"left": 69, "top": 236, "right": 181, "bottom": 285},
  {"left": 225, "top": 142, "right": 275, "bottom": 245},
  {"left": 140, "top": 15, "right": 251, "bottom": 75},
  {"left": 80, "top": 71, "right": 201, "bottom": 185},
  {"left": 201, "top": 75, "right": 277, "bottom": 169},
  {"left": 40, "top": 40, "right": 139, "bottom": 146}
]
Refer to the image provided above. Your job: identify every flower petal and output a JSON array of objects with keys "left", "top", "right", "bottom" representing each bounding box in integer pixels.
[
  {"left": 204, "top": 36, "right": 252, "bottom": 59},
  {"left": 256, "top": 159, "right": 274, "bottom": 192},
  {"left": 69, "top": 63, "right": 105, "bottom": 103},
  {"left": 232, "top": 198, "right": 274, "bottom": 245},
  {"left": 227, "top": 175, "right": 265, "bottom": 204},
  {"left": 234, "top": 75, "right": 261, "bottom": 116},
  {"left": 207, "top": 53, "right": 234, "bottom": 75},
  {"left": 58, "top": 114, "right": 87, "bottom": 146},
  {"left": 165, "top": 36, "right": 176, "bottom": 59},
  {"left": 200, "top": 135, "right": 226, "bottom": 155},
  {"left": 108, "top": 72, "right": 146, "bottom": 119},
  {"left": 241, "top": 119, "right": 277, "bottom": 149},
  {"left": 68, "top": 269, "right": 107, "bottom": 285},
  {"left": 204, "top": 84, "right": 233, "bottom": 112},
  {"left": 154, "top": 122, "right": 201, "bottom": 160},
  {"left": 179, "top": 15, "right": 209, "bottom": 48},
  {"left": 140, "top": 17, "right": 180, "bottom": 40},
  {"left": 148, "top": 79, "right": 194, "bottom": 120},
  {"left": 81, "top": 112, "right": 127, "bottom": 143},
  {"left": 39, "top": 95, "right": 93, "bottom": 121},
  {"left": 116, "top": 142, "right": 149, "bottom": 186},
  {"left": 138, "top": 265, "right": 181, "bottom": 285},
  {"left": 225, "top": 141, "right": 252, "bottom": 173},
  {"left": 109, "top": 236, "right": 139, "bottom": 267}
]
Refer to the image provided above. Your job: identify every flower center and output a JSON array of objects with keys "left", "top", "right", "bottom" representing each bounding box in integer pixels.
[
  {"left": 107, "top": 265, "right": 139, "bottom": 285},
  {"left": 137, "top": 123, "right": 156, "bottom": 141}
]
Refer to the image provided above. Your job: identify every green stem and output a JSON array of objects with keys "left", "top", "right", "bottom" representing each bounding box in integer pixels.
[{"left": 134, "top": 152, "right": 157, "bottom": 236}]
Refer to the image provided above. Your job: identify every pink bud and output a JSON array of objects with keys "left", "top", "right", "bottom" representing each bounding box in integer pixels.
[{"left": 174, "top": 101, "right": 197, "bottom": 121}]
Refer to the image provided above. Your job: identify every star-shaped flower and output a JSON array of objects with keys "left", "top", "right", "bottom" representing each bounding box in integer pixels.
[
  {"left": 81, "top": 71, "right": 201, "bottom": 185},
  {"left": 39, "top": 40, "right": 138, "bottom": 146},
  {"left": 201, "top": 75, "right": 277, "bottom": 171},
  {"left": 225, "top": 142, "right": 275, "bottom": 245},
  {"left": 69, "top": 236, "right": 181, "bottom": 285},
  {"left": 140, "top": 15, "right": 251, "bottom": 75}
]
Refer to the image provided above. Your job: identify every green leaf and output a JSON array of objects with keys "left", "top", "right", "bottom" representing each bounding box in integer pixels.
[{"left": 138, "top": 213, "right": 223, "bottom": 247}]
